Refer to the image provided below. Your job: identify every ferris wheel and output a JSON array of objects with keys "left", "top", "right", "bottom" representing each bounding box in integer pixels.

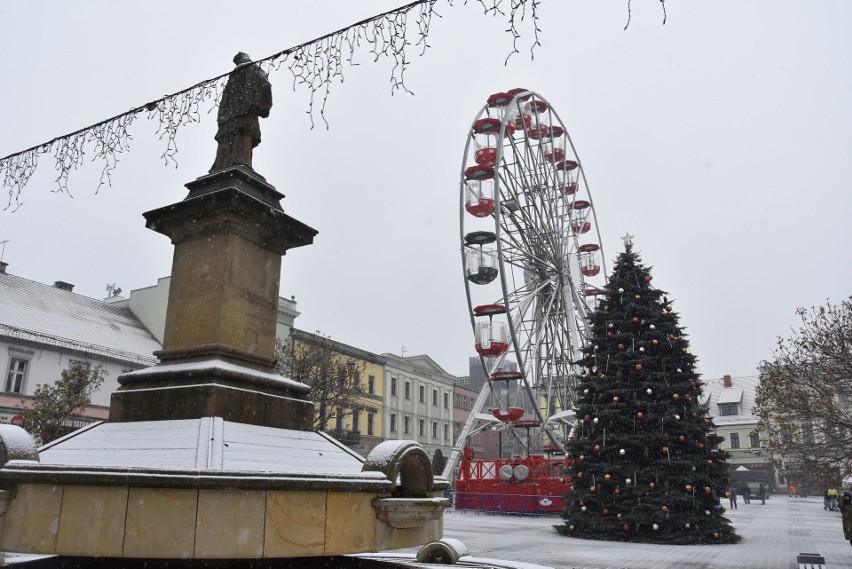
[{"left": 456, "top": 89, "right": 607, "bottom": 460}]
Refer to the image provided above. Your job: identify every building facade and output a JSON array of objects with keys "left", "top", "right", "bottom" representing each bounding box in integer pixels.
[
  {"left": 289, "top": 329, "right": 386, "bottom": 456},
  {"left": 702, "top": 374, "right": 778, "bottom": 491},
  {"left": 0, "top": 263, "right": 161, "bottom": 432},
  {"left": 382, "top": 353, "right": 456, "bottom": 463}
]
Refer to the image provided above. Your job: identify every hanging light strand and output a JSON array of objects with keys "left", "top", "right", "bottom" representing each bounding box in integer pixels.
[{"left": 1, "top": 0, "right": 542, "bottom": 210}]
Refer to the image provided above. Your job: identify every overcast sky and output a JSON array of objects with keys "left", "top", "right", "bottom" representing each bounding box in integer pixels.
[{"left": 1, "top": 1, "right": 849, "bottom": 380}]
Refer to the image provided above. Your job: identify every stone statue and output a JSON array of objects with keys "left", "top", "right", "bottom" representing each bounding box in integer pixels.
[{"left": 210, "top": 52, "right": 273, "bottom": 172}]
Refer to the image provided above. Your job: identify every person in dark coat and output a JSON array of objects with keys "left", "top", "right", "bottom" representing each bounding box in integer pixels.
[
  {"left": 740, "top": 483, "right": 751, "bottom": 504},
  {"left": 758, "top": 482, "right": 767, "bottom": 505}
]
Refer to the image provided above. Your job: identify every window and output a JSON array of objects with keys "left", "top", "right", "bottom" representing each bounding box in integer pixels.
[
  {"left": 432, "top": 421, "right": 438, "bottom": 438},
  {"left": 749, "top": 433, "right": 760, "bottom": 448},
  {"left": 718, "top": 403, "right": 738, "bottom": 416},
  {"left": 418, "top": 419, "right": 425, "bottom": 437},
  {"left": 444, "top": 392, "right": 449, "bottom": 409},
  {"left": 433, "top": 389, "right": 438, "bottom": 406},
  {"left": 390, "top": 413, "right": 397, "bottom": 432},
  {"left": 391, "top": 377, "right": 397, "bottom": 396},
  {"left": 367, "top": 413, "right": 375, "bottom": 436},
  {"left": 419, "top": 385, "right": 425, "bottom": 403},
  {"left": 337, "top": 368, "right": 346, "bottom": 386},
  {"left": 444, "top": 423, "right": 450, "bottom": 441},
  {"left": 368, "top": 375, "right": 375, "bottom": 394},
  {"left": 404, "top": 381, "right": 411, "bottom": 400},
  {"left": 5, "top": 358, "right": 27, "bottom": 393},
  {"left": 729, "top": 432, "right": 740, "bottom": 449},
  {"left": 455, "top": 394, "right": 461, "bottom": 407},
  {"left": 404, "top": 415, "right": 411, "bottom": 434},
  {"left": 335, "top": 407, "right": 344, "bottom": 431},
  {"left": 352, "top": 410, "right": 360, "bottom": 433}
]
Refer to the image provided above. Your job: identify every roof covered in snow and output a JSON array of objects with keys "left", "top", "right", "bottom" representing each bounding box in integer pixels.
[{"left": 0, "top": 271, "right": 161, "bottom": 366}]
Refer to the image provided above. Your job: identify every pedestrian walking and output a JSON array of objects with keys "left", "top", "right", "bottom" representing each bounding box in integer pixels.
[
  {"left": 825, "top": 488, "right": 832, "bottom": 510},
  {"left": 740, "top": 483, "right": 751, "bottom": 504},
  {"left": 828, "top": 488, "right": 839, "bottom": 511},
  {"left": 759, "top": 482, "right": 767, "bottom": 505},
  {"left": 729, "top": 486, "right": 738, "bottom": 509}
]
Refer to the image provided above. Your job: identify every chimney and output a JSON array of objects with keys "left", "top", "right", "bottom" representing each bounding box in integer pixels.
[
  {"left": 54, "top": 281, "right": 74, "bottom": 292},
  {"left": 723, "top": 374, "right": 732, "bottom": 388},
  {"left": 0, "top": 261, "right": 7, "bottom": 274}
]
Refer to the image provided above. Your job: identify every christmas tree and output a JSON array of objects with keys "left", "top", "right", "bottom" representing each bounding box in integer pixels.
[{"left": 560, "top": 237, "right": 739, "bottom": 544}]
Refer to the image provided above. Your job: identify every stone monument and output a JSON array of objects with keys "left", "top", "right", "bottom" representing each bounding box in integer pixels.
[{"left": 0, "top": 53, "right": 447, "bottom": 563}]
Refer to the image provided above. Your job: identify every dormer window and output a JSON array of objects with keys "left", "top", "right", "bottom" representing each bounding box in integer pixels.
[{"left": 718, "top": 403, "right": 738, "bottom": 416}]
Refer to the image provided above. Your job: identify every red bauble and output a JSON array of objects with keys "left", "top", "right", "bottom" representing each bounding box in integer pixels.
[
  {"left": 685, "top": 485, "right": 693, "bottom": 492},
  {"left": 636, "top": 412, "right": 644, "bottom": 419},
  {"left": 704, "top": 487, "right": 712, "bottom": 494},
  {"left": 602, "top": 508, "right": 609, "bottom": 515},
  {"left": 635, "top": 364, "right": 643, "bottom": 371},
  {"left": 678, "top": 435, "right": 686, "bottom": 443},
  {"left": 661, "top": 506, "right": 670, "bottom": 513},
  {"left": 618, "top": 343, "right": 625, "bottom": 351},
  {"left": 604, "top": 474, "right": 611, "bottom": 481},
  {"left": 593, "top": 444, "right": 601, "bottom": 452},
  {"left": 631, "top": 317, "right": 640, "bottom": 324},
  {"left": 634, "top": 294, "right": 641, "bottom": 300},
  {"left": 644, "top": 275, "right": 652, "bottom": 282},
  {"left": 672, "top": 393, "right": 680, "bottom": 400}
]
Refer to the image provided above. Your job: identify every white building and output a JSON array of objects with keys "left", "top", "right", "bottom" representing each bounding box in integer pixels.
[
  {"left": 0, "top": 262, "right": 161, "bottom": 427},
  {"left": 702, "top": 374, "right": 777, "bottom": 490},
  {"left": 382, "top": 353, "right": 456, "bottom": 463}
]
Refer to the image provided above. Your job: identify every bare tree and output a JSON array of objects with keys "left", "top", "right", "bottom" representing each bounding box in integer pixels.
[
  {"left": 275, "top": 330, "right": 367, "bottom": 438},
  {"left": 754, "top": 297, "right": 852, "bottom": 488},
  {"left": 17, "top": 360, "right": 106, "bottom": 445}
]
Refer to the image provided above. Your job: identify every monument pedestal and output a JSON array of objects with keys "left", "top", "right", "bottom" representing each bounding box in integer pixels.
[{"left": 110, "top": 166, "right": 317, "bottom": 430}]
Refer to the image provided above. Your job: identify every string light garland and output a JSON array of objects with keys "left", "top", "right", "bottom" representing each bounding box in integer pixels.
[
  {"left": 1, "top": 0, "right": 666, "bottom": 210},
  {"left": 0, "top": 0, "right": 543, "bottom": 210}
]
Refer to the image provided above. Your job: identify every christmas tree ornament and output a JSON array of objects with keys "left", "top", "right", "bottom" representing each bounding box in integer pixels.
[
  {"left": 614, "top": 487, "right": 621, "bottom": 495},
  {"left": 581, "top": 506, "right": 587, "bottom": 512},
  {"left": 602, "top": 508, "right": 609, "bottom": 515},
  {"left": 653, "top": 523, "right": 659, "bottom": 530},
  {"left": 613, "top": 264, "right": 619, "bottom": 270},
  {"left": 649, "top": 324, "right": 656, "bottom": 330},
  {"left": 619, "top": 448, "right": 626, "bottom": 455},
  {"left": 685, "top": 523, "right": 691, "bottom": 529},
  {"left": 649, "top": 482, "right": 656, "bottom": 489},
  {"left": 613, "top": 396, "right": 620, "bottom": 402},
  {"left": 632, "top": 316, "right": 640, "bottom": 324},
  {"left": 705, "top": 510, "right": 711, "bottom": 516},
  {"left": 618, "top": 343, "right": 625, "bottom": 351},
  {"left": 661, "top": 505, "right": 669, "bottom": 513},
  {"left": 618, "top": 288, "right": 624, "bottom": 293},
  {"left": 646, "top": 388, "right": 652, "bottom": 395},
  {"left": 672, "top": 393, "right": 680, "bottom": 400},
  {"left": 626, "top": 478, "right": 632, "bottom": 484},
  {"left": 604, "top": 474, "right": 611, "bottom": 481},
  {"left": 703, "top": 487, "right": 712, "bottom": 494},
  {"left": 593, "top": 417, "right": 599, "bottom": 424},
  {"left": 666, "top": 305, "right": 673, "bottom": 312},
  {"left": 635, "top": 364, "right": 643, "bottom": 371},
  {"left": 685, "top": 485, "right": 693, "bottom": 492},
  {"left": 645, "top": 275, "right": 652, "bottom": 282},
  {"left": 639, "top": 347, "right": 645, "bottom": 352},
  {"left": 652, "top": 339, "right": 659, "bottom": 345},
  {"left": 634, "top": 294, "right": 641, "bottom": 300},
  {"left": 674, "top": 414, "right": 680, "bottom": 420},
  {"left": 636, "top": 412, "right": 644, "bottom": 419}
]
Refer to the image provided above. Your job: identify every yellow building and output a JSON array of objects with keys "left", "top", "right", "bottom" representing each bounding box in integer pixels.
[{"left": 288, "top": 329, "right": 387, "bottom": 456}]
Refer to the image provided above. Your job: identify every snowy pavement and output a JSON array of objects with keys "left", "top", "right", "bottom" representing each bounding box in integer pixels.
[{"left": 401, "top": 494, "right": 852, "bottom": 568}]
